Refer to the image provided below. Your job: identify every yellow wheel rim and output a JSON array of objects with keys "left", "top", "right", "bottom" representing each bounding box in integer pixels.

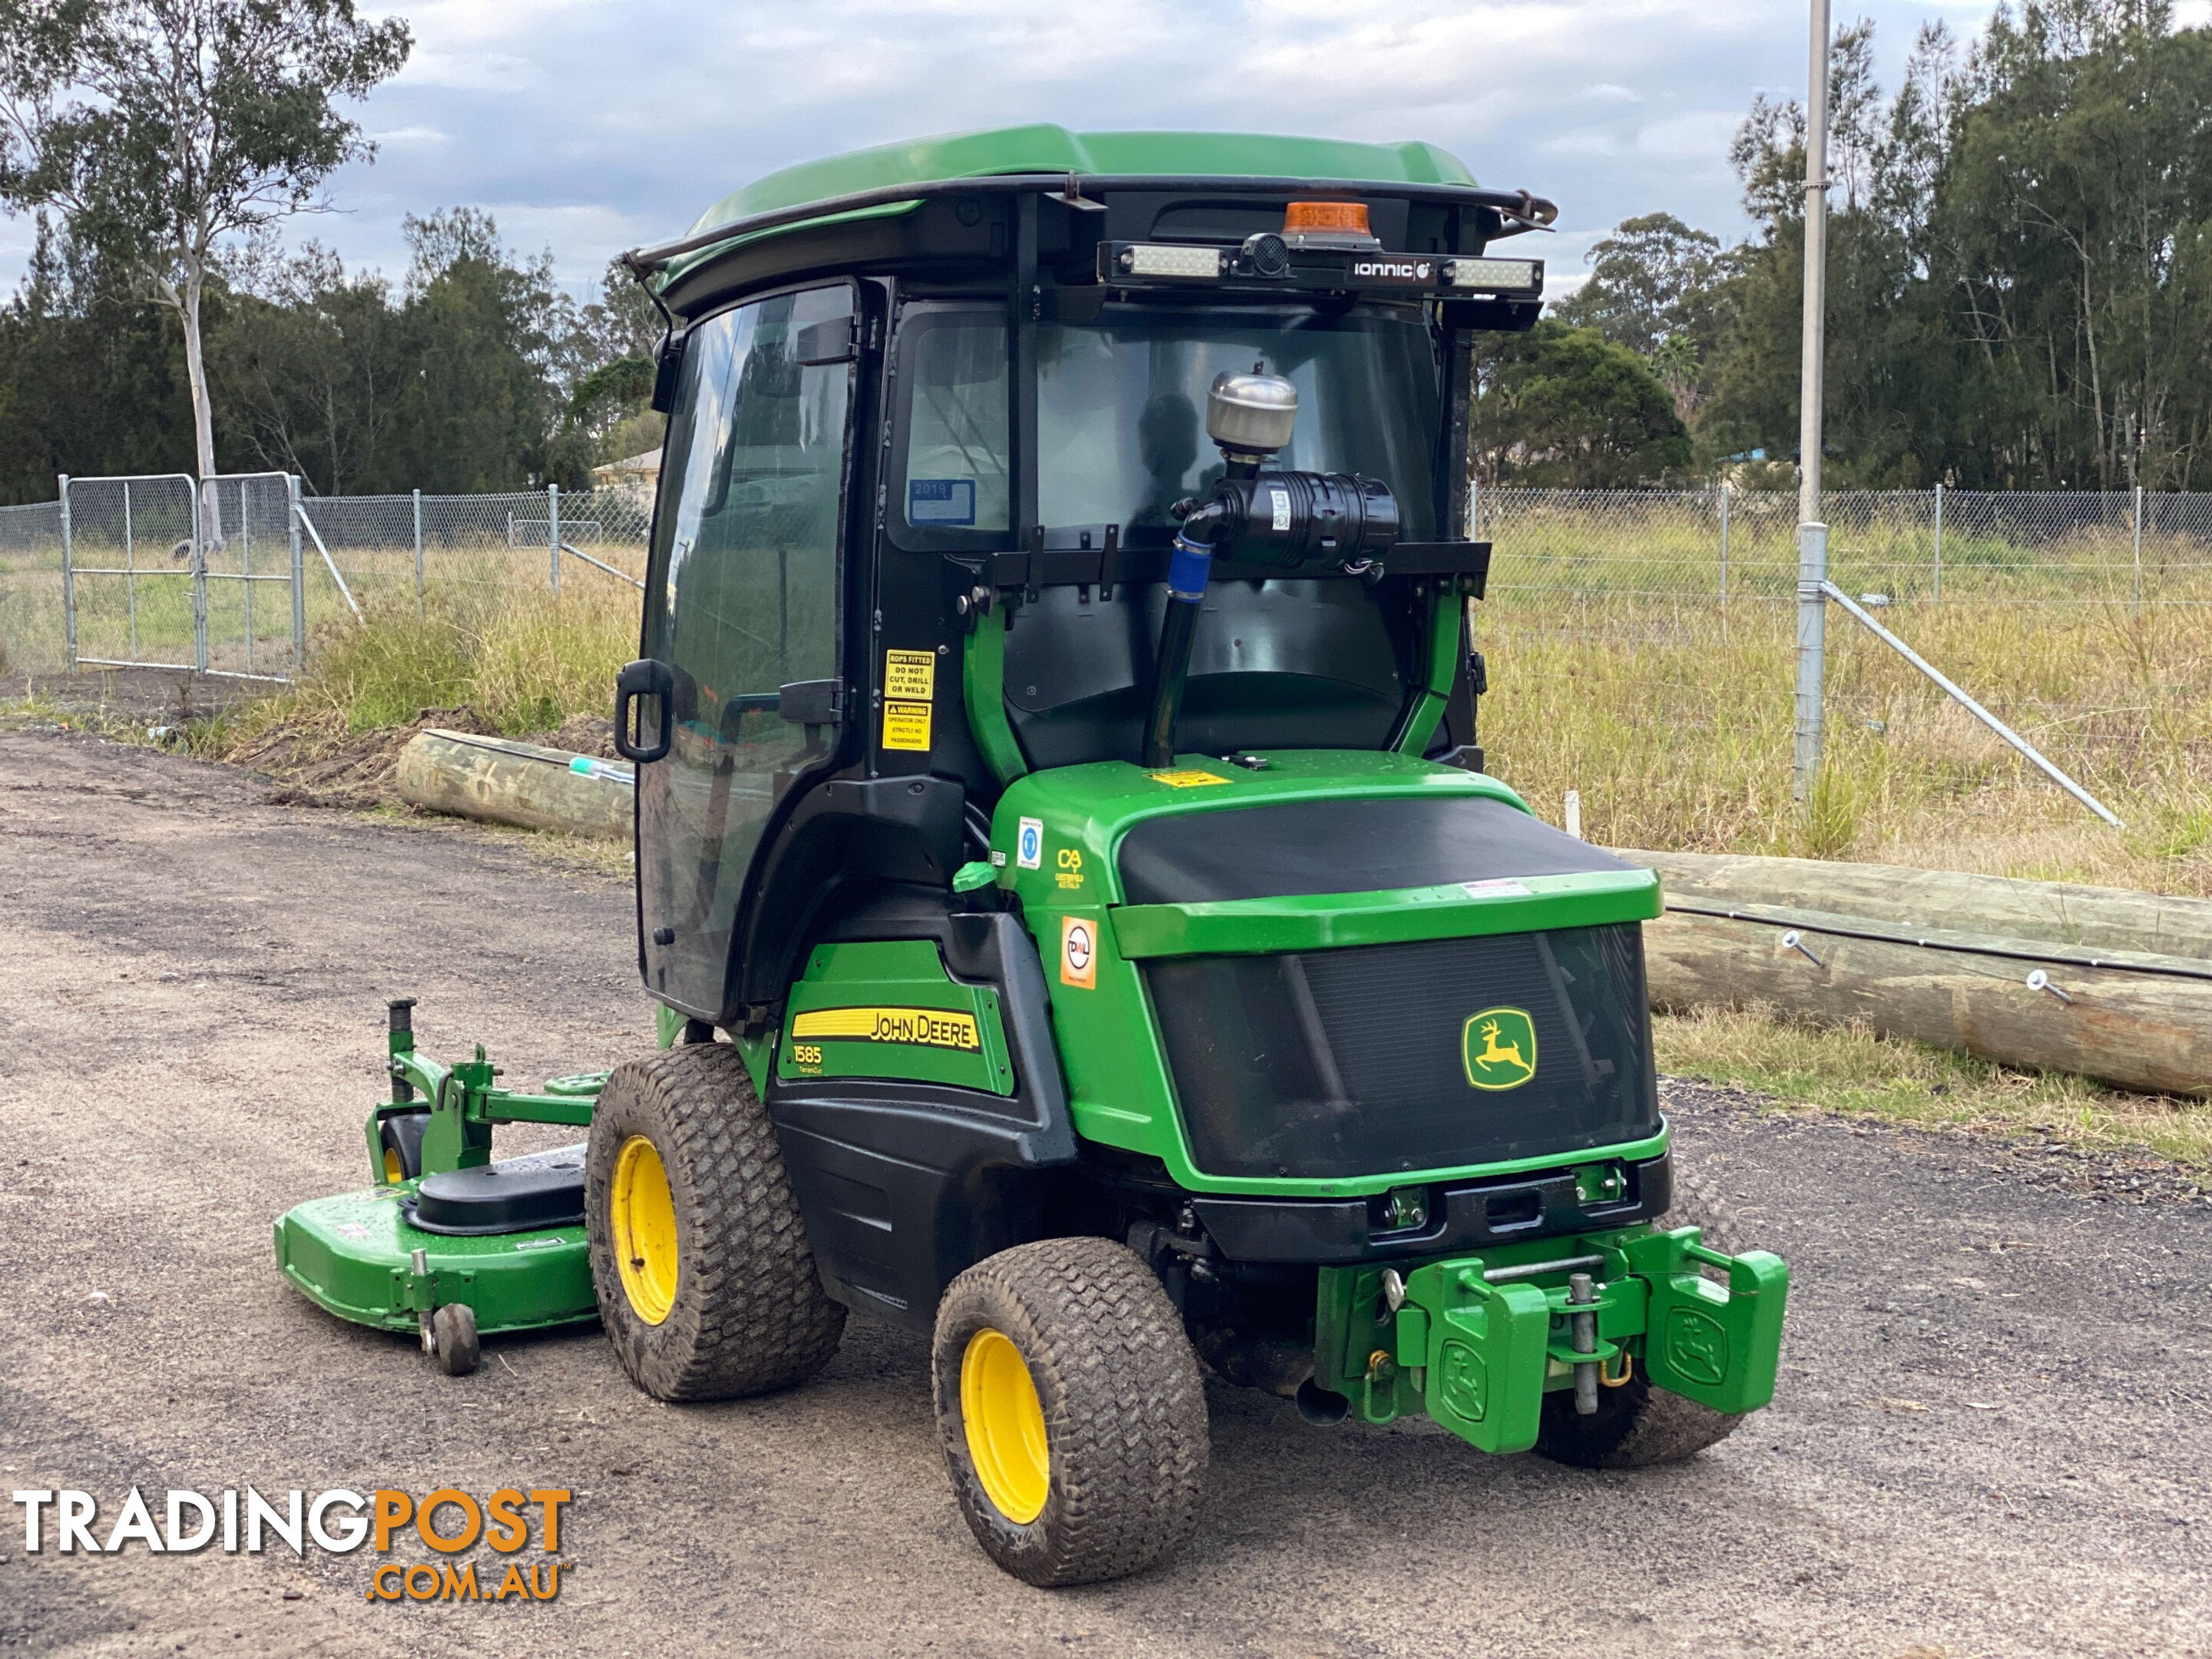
[
  {"left": 611, "top": 1134, "right": 679, "bottom": 1325},
  {"left": 961, "top": 1328, "right": 1049, "bottom": 1524},
  {"left": 382, "top": 1146, "right": 404, "bottom": 1185}
]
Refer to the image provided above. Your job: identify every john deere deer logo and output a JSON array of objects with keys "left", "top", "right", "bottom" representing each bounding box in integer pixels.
[{"left": 1462, "top": 1007, "right": 1538, "bottom": 1091}]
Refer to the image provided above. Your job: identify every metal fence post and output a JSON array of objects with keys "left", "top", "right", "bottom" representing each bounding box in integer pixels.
[
  {"left": 1932, "top": 481, "right": 1942, "bottom": 603},
  {"left": 190, "top": 477, "right": 210, "bottom": 674},
  {"left": 288, "top": 475, "right": 306, "bottom": 675},
  {"left": 2132, "top": 483, "right": 2144, "bottom": 615},
  {"left": 548, "top": 482, "right": 561, "bottom": 594},
  {"left": 1793, "top": 522, "right": 1830, "bottom": 802},
  {"left": 58, "top": 474, "right": 75, "bottom": 669},
  {"left": 412, "top": 488, "right": 425, "bottom": 619},
  {"left": 1718, "top": 481, "right": 1731, "bottom": 607}
]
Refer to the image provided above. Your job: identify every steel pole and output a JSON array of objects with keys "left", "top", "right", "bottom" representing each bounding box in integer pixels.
[
  {"left": 2133, "top": 483, "right": 2144, "bottom": 616},
  {"left": 1719, "top": 481, "right": 1731, "bottom": 607},
  {"left": 548, "top": 483, "right": 561, "bottom": 594},
  {"left": 1932, "top": 481, "right": 1942, "bottom": 603},
  {"left": 412, "top": 488, "right": 425, "bottom": 619},
  {"left": 58, "top": 474, "right": 75, "bottom": 668},
  {"left": 1793, "top": 0, "right": 1833, "bottom": 804},
  {"left": 288, "top": 475, "right": 307, "bottom": 676}
]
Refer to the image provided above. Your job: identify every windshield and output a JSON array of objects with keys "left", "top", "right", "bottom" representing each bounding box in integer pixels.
[{"left": 1038, "top": 307, "right": 1439, "bottom": 541}]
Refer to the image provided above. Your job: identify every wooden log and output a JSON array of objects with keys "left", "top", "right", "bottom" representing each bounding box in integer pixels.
[
  {"left": 1626, "top": 848, "right": 2212, "bottom": 962},
  {"left": 1642, "top": 909, "right": 2212, "bottom": 1097},
  {"left": 394, "top": 728, "right": 631, "bottom": 840}
]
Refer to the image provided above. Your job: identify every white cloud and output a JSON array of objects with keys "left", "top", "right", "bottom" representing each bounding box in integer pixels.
[{"left": 0, "top": 0, "right": 2038, "bottom": 296}]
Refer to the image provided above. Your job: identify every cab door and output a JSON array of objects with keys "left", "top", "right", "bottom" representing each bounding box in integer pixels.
[{"left": 627, "top": 283, "right": 859, "bottom": 1017}]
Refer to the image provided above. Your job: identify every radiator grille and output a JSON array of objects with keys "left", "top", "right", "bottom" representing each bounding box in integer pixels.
[{"left": 1145, "top": 924, "right": 1656, "bottom": 1181}]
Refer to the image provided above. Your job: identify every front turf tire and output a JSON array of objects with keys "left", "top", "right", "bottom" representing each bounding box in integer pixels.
[
  {"left": 1532, "top": 1159, "right": 1746, "bottom": 1469},
  {"left": 932, "top": 1238, "right": 1208, "bottom": 1587},
  {"left": 586, "top": 1042, "right": 845, "bottom": 1401}
]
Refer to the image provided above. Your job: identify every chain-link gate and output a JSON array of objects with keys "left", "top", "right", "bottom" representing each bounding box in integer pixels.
[
  {"left": 61, "top": 472, "right": 312, "bottom": 680},
  {"left": 198, "top": 472, "right": 304, "bottom": 678},
  {"left": 58, "top": 474, "right": 205, "bottom": 674}
]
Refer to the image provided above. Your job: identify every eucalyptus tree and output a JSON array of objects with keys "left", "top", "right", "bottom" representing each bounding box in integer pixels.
[{"left": 0, "top": 0, "right": 410, "bottom": 503}]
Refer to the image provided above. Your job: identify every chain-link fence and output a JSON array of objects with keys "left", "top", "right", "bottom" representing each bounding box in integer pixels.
[
  {"left": 0, "top": 482, "right": 654, "bottom": 679},
  {"left": 1473, "top": 485, "right": 2212, "bottom": 852},
  {"left": 6, "top": 478, "right": 2212, "bottom": 852}
]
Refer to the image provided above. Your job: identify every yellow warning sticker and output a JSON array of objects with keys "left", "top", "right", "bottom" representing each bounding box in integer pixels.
[
  {"left": 1146, "top": 769, "right": 1230, "bottom": 789},
  {"left": 790, "top": 1005, "right": 981, "bottom": 1051},
  {"left": 885, "top": 649, "right": 936, "bottom": 701},
  {"left": 1060, "top": 915, "right": 1098, "bottom": 989},
  {"left": 882, "top": 700, "right": 933, "bottom": 751}
]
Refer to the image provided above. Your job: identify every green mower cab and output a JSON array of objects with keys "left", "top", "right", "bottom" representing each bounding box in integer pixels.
[{"left": 276, "top": 125, "right": 1789, "bottom": 1587}]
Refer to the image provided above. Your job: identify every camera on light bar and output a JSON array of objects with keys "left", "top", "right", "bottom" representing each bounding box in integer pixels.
[
  {"left": 1118, "top": 243, "right": 1227, "bottom": 280},
  {"left": 1445, "top": 257, "right": 1542, "bottom": 293}
]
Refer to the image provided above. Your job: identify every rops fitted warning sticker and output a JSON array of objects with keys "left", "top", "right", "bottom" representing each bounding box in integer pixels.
[
  {"left": 1145, "top": 770, "right": 1229, "bottom": 789},
  {"left": 883, "top": 649, "right": 936, "bottom": 700},
  {"left": 1462, "top": 1006, "right": 1537, "bottom": 1091},
  {"left": 1060, "top": 916, "right": 1097, "bottom": 989},
  {"left": 790, "top": 1006, "right": 982, "bottom": 1051}
]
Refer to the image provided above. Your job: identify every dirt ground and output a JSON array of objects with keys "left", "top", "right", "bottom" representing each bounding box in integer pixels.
[{"left": 0, "top": 728, "right": 2206, "bottom": 1659}]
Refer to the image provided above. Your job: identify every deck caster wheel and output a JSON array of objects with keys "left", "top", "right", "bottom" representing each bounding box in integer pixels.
[
  {"left": 429, "top": 1303, "right": 479, "bottom": 1377},
  {"left": 379, "top": 1110, "right": 429, "bottom": 1184},
  {"left": 932, "top": 1237, "right": 1208, "bottom": 1587},
  {"left": 586, "top": 1043, "right": 845, "bottom": 1400}
]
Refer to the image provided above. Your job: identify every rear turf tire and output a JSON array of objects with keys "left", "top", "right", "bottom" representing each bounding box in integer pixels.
[
  {"left": 1532, "top": 1160, "right": 1747, "bottom": 1469},
  {"left": 932, "top": 1238, "right": 1208, "bottom": 1587},
  {"left": 587, "top": 1042, "right": 845, "bottom": 1401}
]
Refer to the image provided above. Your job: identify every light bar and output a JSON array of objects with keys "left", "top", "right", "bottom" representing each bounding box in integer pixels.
[
  {"left": 1119, "top": 243, "right": 1225, "bottom": 279},
  {"left": 1446, "top": 257, "right": 1541, "bottom": 293}
]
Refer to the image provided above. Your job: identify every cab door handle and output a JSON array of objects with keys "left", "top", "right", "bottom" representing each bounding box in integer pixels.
[{"left": 614, "top": 658, "right": 674, "bottom": 763}]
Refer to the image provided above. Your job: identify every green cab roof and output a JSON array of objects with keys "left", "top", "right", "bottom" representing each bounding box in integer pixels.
[{"left": 684, "top": 123, "right": 1479, "bottom": 245}]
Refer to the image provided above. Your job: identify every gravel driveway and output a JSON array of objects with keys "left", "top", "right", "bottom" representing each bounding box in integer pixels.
[{"left": 1, "top": 728, "right": 2204, "bottom": 1658}]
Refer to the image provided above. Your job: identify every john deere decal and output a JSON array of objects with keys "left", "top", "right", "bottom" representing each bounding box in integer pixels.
[
  {"left": 1462, "top": 1006, "right": 1538, "bottom": 1090},
  {"left": 790, "top": 1006, "right": 982, "bottom": 1051}
]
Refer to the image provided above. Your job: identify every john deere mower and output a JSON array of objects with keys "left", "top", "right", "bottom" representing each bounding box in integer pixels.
[{"left": 276, "top": 126, "right": 1788, "bottom": 1587}]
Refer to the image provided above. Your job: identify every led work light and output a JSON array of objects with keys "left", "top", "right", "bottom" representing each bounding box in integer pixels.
[
  {"left": 1445, "top": 257, "right": 1542, "bottom": 293},
  {"left": 1118, "top": 244, "right": 1226, "bottom": 279}
]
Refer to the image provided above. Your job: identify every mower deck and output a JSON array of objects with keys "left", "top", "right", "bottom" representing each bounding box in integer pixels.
[{"left": 275, "top": 1181, "right": 594, "bottom": 1337}]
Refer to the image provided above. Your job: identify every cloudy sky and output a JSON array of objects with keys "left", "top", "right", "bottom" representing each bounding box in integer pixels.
[{"left": 6, "top": 0, "right": 2209, "bottom": 303}]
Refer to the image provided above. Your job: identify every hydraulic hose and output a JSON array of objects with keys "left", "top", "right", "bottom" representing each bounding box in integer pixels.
[{"left": 1140, "top": 514, "right": 1224, "bottom": 769}]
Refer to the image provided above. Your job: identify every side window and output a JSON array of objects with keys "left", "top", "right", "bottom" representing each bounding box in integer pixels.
[
  {"left": 891, "top": 310, "right": 1009, "bottom": 545},
  {"left": 653, "top": 286, "right": 853, "bottom": 702},
  {"left": 639, "top": 283, "right": 856, "bottom": 1010}
]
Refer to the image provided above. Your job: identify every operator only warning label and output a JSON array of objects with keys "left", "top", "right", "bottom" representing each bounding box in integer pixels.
[
  {"left": 882, "top": 703, "right": 932, "bottom": 750},
  {"left": 790, "top": 1006, "right": 982, "bottom": 1051}
]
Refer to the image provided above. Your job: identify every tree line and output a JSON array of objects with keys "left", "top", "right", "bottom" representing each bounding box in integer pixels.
[
  {"left": 4, "top": 0, "right": 2207, "bottom": 502},
  {"left": 1482, "top": 0, "right": 2212, "bottom": 491},
  {"left": 0, "top": 208, "right": 661, "bottom": 503}
]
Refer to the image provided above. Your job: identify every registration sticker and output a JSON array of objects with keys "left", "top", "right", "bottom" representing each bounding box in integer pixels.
[
  {"left": 909, "top": 478, "right": 976, "bottom": 525},
  {"left": 1060, "top": 915, "right": 1098, "bottom": 990},
  {"left": 1145, "top": 770, "right": 1230, "bottom": 789},
  {"left": 882, "top": 701, "right": 932, "bottom": 751}
]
